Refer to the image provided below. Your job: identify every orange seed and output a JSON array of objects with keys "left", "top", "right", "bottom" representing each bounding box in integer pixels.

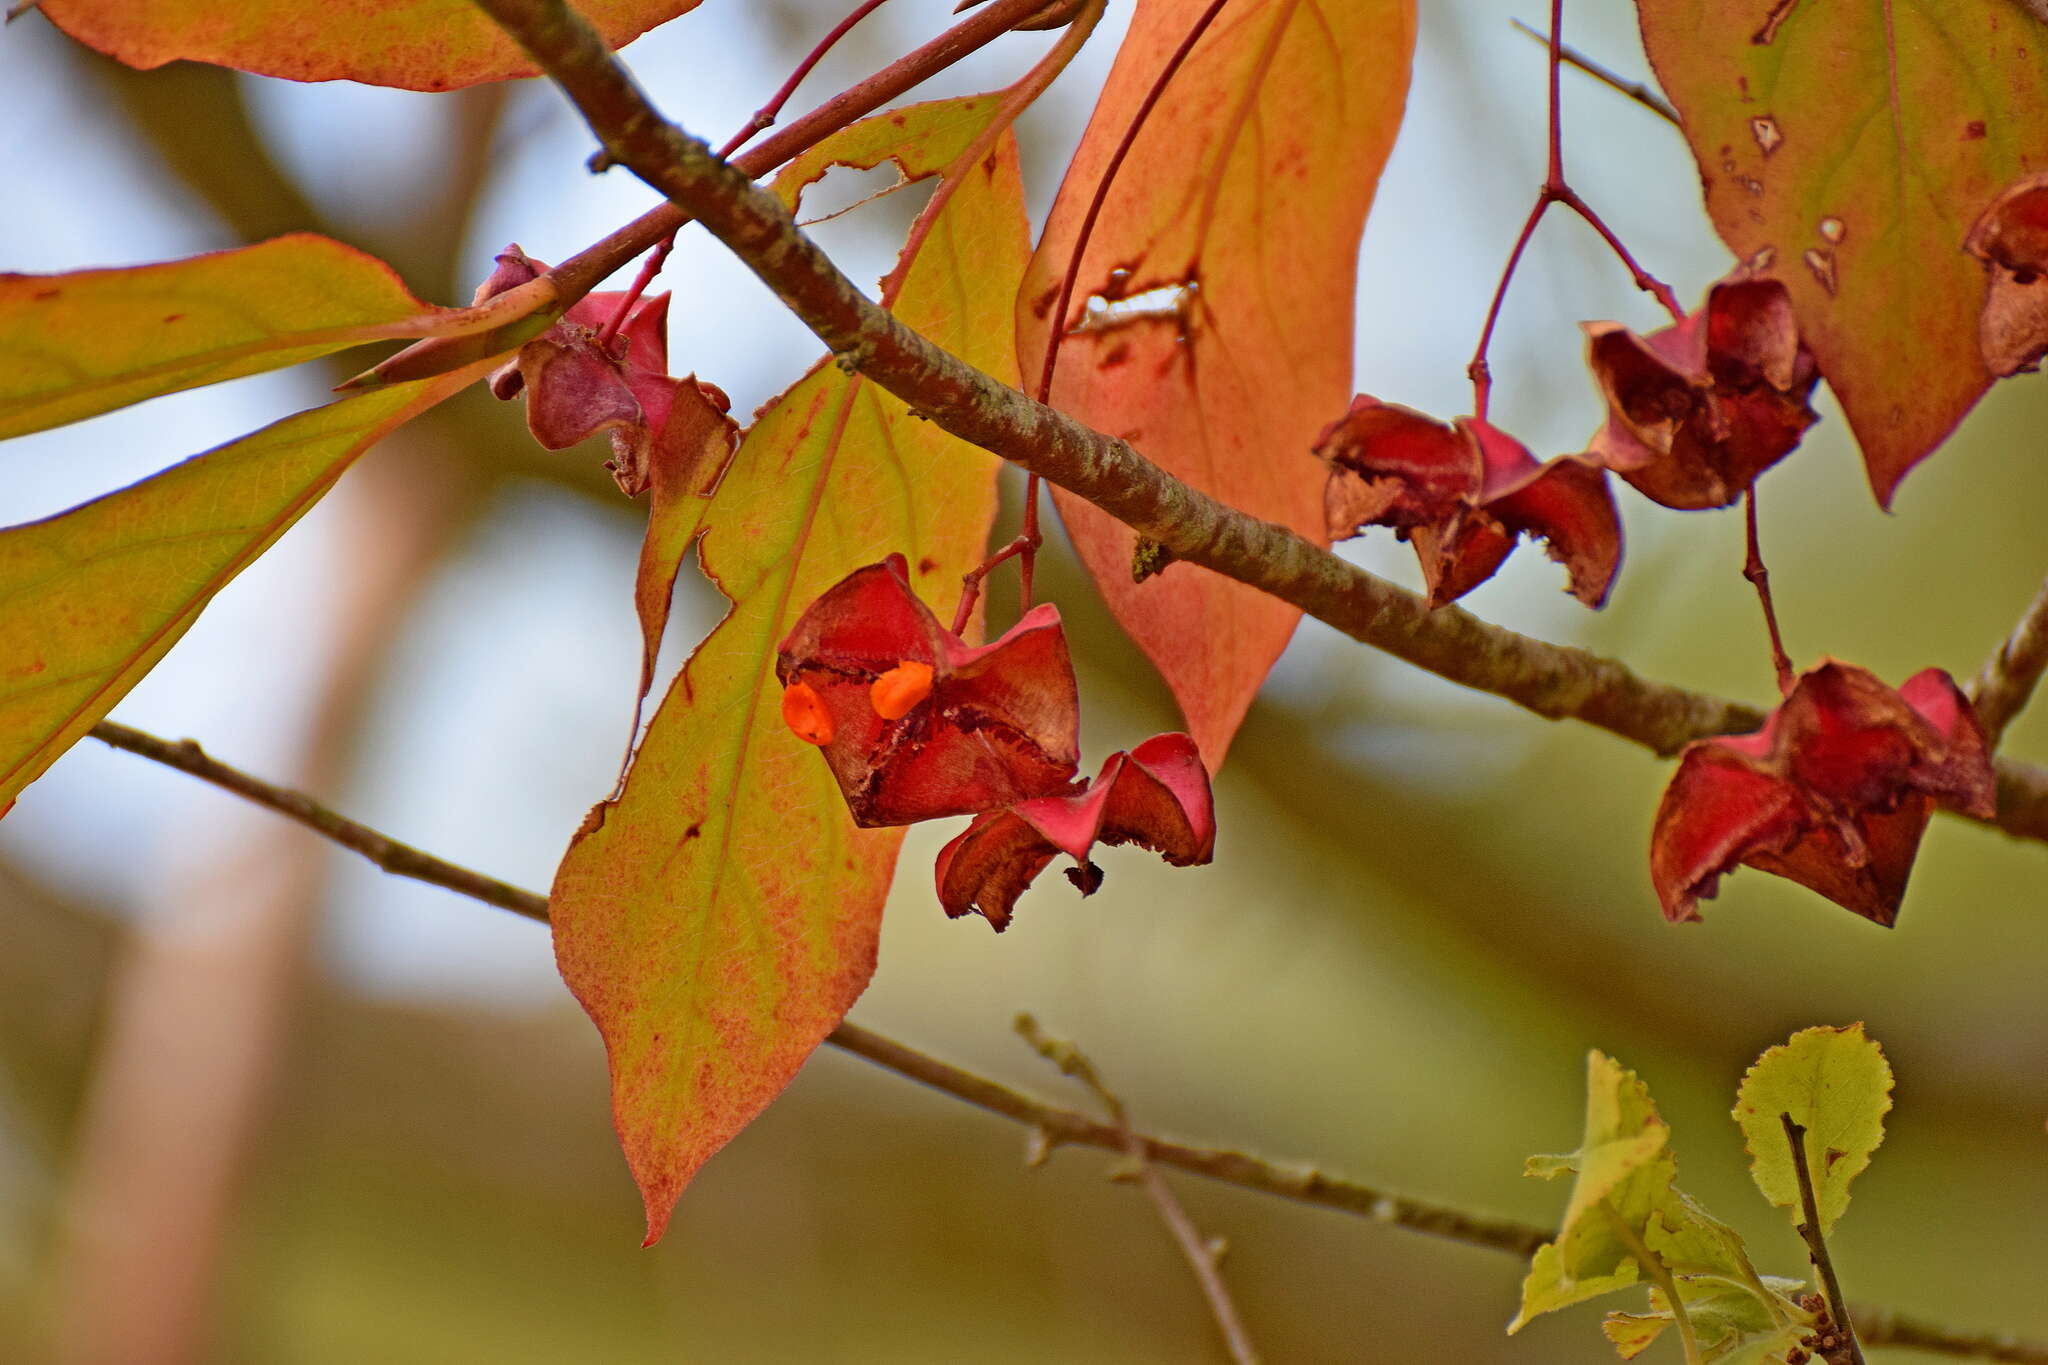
[
  {"left": 781, "top": 681, "right": 834, "bottom": 745},
  {"left": 869, "top": 660, "right": 935, "bottom": 720}
]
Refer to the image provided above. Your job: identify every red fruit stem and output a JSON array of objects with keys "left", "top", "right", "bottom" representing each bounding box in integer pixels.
[
  {"left": 1467, "top": 0, "right": 1682, "bottom": 419},
  {"left": 596, "top": 0, "right": 901, "bottom": 347},
  {"left": 1000, "top": 0, "right": 1231, "bottom": 616},
  {"left": 1508, "top": 18, "right": 1680, "bottom": 127},
  {"left": 1744, "top": 487, "right": 1796, "bottom": 694},
  {"left": 949, "top": 532, "right": 1037, "bottom": 635}
]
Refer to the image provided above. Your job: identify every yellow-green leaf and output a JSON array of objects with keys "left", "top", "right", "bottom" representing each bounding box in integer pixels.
[
  {"left": 548, "top": 97, "right": 1027, "bottom": 1246},
  {"left": 1510, "top": 1051, "right": 1675, "bottom": 1333},
  {"left": 1603, "top": 1309, "right": 1670, "bottom": 1360},
  {"left": 35, "top": 0, "right": 703, "bottom": 91},
  {"left": 1733, "top": 1023, "right": 1893, "bottom": 1236},
  {"left": 0, "top": 235, "right": 546, "bottom": 441},
  {"left": 0, "top": 369, "right": 478, "bottom": 809},
  {"left": 1635, "top": 1, "right": 2048, "bottom": 504}
]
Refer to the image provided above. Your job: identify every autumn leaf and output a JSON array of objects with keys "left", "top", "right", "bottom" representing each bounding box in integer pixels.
[
  {"left": 0, "top": 369, "right": 483, "bottom": 809},
  {"left": 545, "top": 97, "right": 1028, "bottom": 1246},
  {"left": 33, "top": 0, "right": 703, "bottom": 91},
  {"left": 1733, "top": 1024, "right": 1893, "bottom": 1238},
  {"left": 0, "top": 234, "right": 551, "bottom": 441},
  {"left": 1635, "top": 0, "right": 2048, "bottom": 505},
  {"left": 1016, "top": 0, "right": 1417, "bottom": 765}
]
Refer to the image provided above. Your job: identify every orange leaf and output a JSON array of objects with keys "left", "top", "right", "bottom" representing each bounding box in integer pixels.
[
  {"left": 547, "top": 97, "right": 1027, "bottom": 1244},
  {"left": 1017, "top": 0, "right": 1416, "bottom": 764},
  {"left": 1635, "top": 1, "right": 2048, "bottom": 505},
  {"left": 0, "top": 370, "right": 480, "bottom": 808},
  {"left": 35, "top": 0, "right": 703, "bottom": 91},
  {"left": 0, "top": 234, "right": 552, "bottom": 440}
]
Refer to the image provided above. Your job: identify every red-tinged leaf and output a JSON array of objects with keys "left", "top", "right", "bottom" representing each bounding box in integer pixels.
[
  {"left": 935, "top": 732, "right": 1215, "bottom": 931},
  {"left": 1017, "top": 0, "right": 1418, "bottom": 765},
  {"left": 0, "top": 368, "right": 483, "bottom": 808},
  {"left": 1585, "top": 274, "right": 1819, "bottom": 510},
  {"left": 546, "top": 98, "right": 1029, "bottom": 1245},
  {"left": 34, "top": 0, "right": 703, "bottom": 91},
  {"left": 1315, "top": 398, "right": 1622, "bottom": 608},
  {"left": 775, "top": 557, "right": 1079, "bottom": 828},
  {"left": 1634, "top": 1, "right": 2048, "bottom": 505},
  {"left": 1650, "top": 661, "right": 1996, "bottom": 926},
  {"left": 1963, "top": 171, "right": 2048, "bottom": 377},
  {"left": 0, "top": 235, "right": 550, "bottom": 441}
]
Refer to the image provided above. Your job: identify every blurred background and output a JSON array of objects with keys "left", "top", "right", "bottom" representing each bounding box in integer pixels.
[{"left": 3, "top": 1, "right": 2046, "bottom": 1360}]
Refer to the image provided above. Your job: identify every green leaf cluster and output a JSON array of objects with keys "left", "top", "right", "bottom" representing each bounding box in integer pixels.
[{"left": 1512, "top": 1026, "right": 1893, "bottom": 1364}]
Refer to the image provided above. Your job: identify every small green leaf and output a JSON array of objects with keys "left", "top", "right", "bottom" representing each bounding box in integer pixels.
[
  {"left": 1733, "top": 1024, "right": 1893, "bottom": 1236},
  {"left": 1510, "top": 1052, "right": 1675, "bottom": 1333}
]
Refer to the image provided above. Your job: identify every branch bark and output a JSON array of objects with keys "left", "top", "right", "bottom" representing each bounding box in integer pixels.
[
  {"left": 466, "top": 0, "right": 2048, "bottom": 846},
  {"left": 84, "top": 719, "right": 2048, "bottom": 1361}
]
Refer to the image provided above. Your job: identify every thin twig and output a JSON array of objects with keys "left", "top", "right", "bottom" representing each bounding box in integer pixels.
[
  {"left": 1782, "top": 1114, "right": 1867, "bottom": 1365},
  {"left": 76, "top": 719, "right": 2048, "bottom": 1361},
  {"left": 1744, "top": 487, "right": 1796, "bottom": 694},
  {"left": 1509, "top": 18, "right": 1679, "bottom": 127},
  {"left": 1017, "top": 1014, "right": 1261, "bottom": 1365},
  {"left": 457, "top": 0, "right": 2048, "bottom": 845},
  {"left": 1969, "top": 574, "right": 2048, "bottom": 750}
]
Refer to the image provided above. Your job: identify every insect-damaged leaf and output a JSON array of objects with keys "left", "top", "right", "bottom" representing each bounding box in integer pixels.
[
  {"left": 0, "top": 371, "right": 478, "bottom": 809},
  {"left": 1733, "top": 1024, "right": 1893, "bottom": 1238},
  {"left": 1634, "top": 0, "right": 2048, "bottom": 505},
  {"left": 0, "top": 234, "right": 551, "bottom": 441},
  {"left": 1017, "top": 0, "right": 1417, "bottom": 765},
  {"left": 546, "top": 97, "right": 1027, "bottom": 1245},
  {"left": 33, "top": 0, "right": 703, "bottom": 91}
]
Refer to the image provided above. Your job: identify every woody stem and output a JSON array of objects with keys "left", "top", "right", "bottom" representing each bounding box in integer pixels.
[
  {"left": 1744, "top": 487, "right": 1796, "bottom": 694},
  {"left": 595, "top": 0, "right": 900, "bottom": 346}
]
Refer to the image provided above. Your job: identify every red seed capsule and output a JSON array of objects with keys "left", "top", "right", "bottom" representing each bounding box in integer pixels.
[
  {"left": 869, "top": 660, "right": 935, "bottom": 720},
  {"left": 781, "top": 681, "right": 834, "bottom": 745}
]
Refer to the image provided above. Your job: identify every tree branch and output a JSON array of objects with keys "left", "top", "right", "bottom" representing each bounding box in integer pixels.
[
  {"left": 1016, "top": 1013, "right": 1262, "bottom": 1365},
  {"left": 1970, "top": 574, "right": 2048, "bottom": 750},
  {"left": 81, "top": 717, "right": 2048, "bottom": 1361},
  {"left": 459, "top": 0, "right": 2048, "bottom": 847}
]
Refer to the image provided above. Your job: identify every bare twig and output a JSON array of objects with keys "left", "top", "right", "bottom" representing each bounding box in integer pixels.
[
  {"left": 1017, "top": 1014, "right": 1261, "bottom": 1365},
  {"left": 77, "top": 719, "right": 2048, "bottom": 1361},
  {"left": 459, "top": 0, "right": 2048, "bottom": 846},
  {"left": 1782, "top": 1113, "right": 1867, "bottom": 1365},
  {"left": 1744, "top": 487, "right": 1796, "bottom": 694},
  {"left": 1509, "top": 18, "right": 1680, "bottom": 127},
  {"left": 1969, "top": 574, "right": 2048, "bottom": 749}
]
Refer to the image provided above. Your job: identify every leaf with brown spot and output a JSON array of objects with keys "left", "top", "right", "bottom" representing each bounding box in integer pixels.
[
  {"left": 0, "top": 370, "right": 482, "bottom": 808},
  {"left": 0, "top": 235, "right": 548, "bottom": 441},
  {"left": 545, "top": 97, "right": 1029, "bottom": 1245},
  {"left": 1635, "top": 0, "right": 2048, "bottom": 505},
  {"left": 35, "top": 0, "right": 704, "bottom": 91},
  {"left": 1017, "top": 0, "right": 1417, "bottom": 765}
]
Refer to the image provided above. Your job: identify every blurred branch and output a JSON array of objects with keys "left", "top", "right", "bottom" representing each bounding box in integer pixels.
[
  {"left": 455, "top": 0, "right": 2048, "bottom": 849},
  {"left": 1016, "top": 1013, "right": 1261, "bottom": 1365},
  {"left": 1970, "top": 573, "right": 2048, "bottom": 750},
  {"left": 69, "top": 720, "right": 2048, "bottom": 1361},
  {"left": 1508, "top": 18, "right": 1679, "bottom": 127}
]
